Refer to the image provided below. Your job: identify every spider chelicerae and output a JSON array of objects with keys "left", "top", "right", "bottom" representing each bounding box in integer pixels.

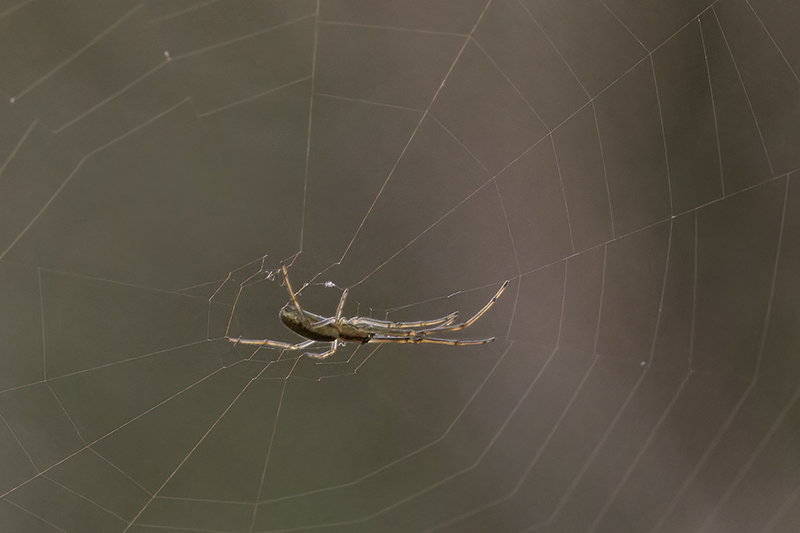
[{"left": 226, "top": 264, "right": 509, "bottom": 359}]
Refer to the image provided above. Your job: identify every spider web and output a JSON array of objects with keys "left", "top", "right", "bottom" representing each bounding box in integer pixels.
[{"left": 1, "top": 0, "right": 800, "bottom": 532}]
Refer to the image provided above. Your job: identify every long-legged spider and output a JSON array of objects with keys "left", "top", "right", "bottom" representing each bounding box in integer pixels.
[{"left": 226, "top": 264, "right": 509, "bottom": 359}]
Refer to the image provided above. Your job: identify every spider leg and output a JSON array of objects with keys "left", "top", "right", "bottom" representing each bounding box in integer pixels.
[
  {"left": 439, "top": 312, "right": 459, "bottom": 327},
  {"left": 305, "top": 287, "right": 349, "bottom": 329},
  {"left": 422, "top": 280, "right": 509, "bottom": 334},
  {"left": 369, "top": 334, "right": 495, "bottom": 346},
  {"left": 226, "top": 336, "right": 317, "bottom": 350},
  {"left": 335, "top": 288, "right": 348, "bottom": 322},
  {"left": 310, "top": 317, "right": 335, "bottom": 327},
  {"left": 383, "top": 311, "right": 459, "bottom": 329},
  {"left": 280, "top": 262, "right": 309, "bottom": 324},
  {"left": 305, "top": 339, "right": 340, "bottom": 359},
  {"left": 349, "top": 311, "right": 458, "bottom": 332},
  {"left": 227, "top": 335, "right": 340, "bottom": 360}
]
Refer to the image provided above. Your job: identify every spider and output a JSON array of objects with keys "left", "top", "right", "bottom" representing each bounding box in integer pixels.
[{"left": 226, "top": 263, "right": 509, "bottom": 359}]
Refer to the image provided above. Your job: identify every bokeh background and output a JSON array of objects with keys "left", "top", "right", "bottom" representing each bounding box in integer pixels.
[{"left": 1, "top": 0, "right": 799, "bottom": 532}]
